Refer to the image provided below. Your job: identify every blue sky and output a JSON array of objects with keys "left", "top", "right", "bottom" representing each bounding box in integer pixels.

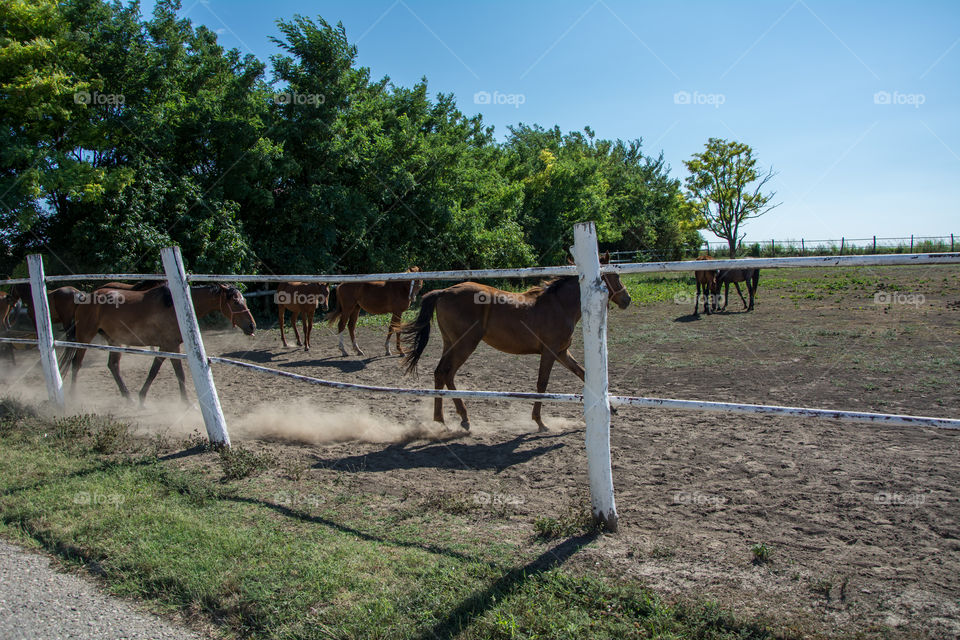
[{"left": 142, "top": 0, "right": 959, "bottom": 244}]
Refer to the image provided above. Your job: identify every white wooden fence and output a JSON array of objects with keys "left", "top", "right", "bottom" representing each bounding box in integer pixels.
[{"left": 2, "top": 223, "right": 960, "bottom": 532}]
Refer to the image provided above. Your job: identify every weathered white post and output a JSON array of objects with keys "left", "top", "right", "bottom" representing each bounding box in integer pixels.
[
  {"left": 571, "top": 222, "right": 618, "bottom": 532},
  {"left": 160, "top": 246, "right": 231, "bottom": 446},
  {"left": 27, "top": 255, "right": 65, "bottom": 408}
]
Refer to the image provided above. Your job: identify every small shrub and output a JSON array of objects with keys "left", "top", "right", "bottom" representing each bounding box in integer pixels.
[
  {"left": 181, "top": 429, "right": 211, "bottom": 452},
  {"left": 90, "top": 417, "right": 131, "bottom": 454},
  {"left": 218, "top": 445, "right": 274, "bottom": 480},
  {"left": 750, "top": 542, "right": 772, "bottom": 565}
]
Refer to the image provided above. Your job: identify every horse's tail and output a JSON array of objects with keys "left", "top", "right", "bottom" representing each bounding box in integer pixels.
[
  {"left": 324, "top": 300, "right": 341, "bottom": 325},
  {"left": 400, "top": 291, "right": 440, "bottom": 376}
]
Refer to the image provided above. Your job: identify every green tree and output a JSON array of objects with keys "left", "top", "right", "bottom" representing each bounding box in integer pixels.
[{"left": 684, "top": 138, "right": 779, "bottom": 257}]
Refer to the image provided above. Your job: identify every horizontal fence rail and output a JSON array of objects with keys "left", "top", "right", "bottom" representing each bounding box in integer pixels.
[
  {"left": 6, "top": 253, "right": 959, "bottom": 289},
  {"left": 211, "top": 358, "right": 960, "bottom": 430},
  {"left": 609, "top": 252, "right": 960, "bottom": 274}
]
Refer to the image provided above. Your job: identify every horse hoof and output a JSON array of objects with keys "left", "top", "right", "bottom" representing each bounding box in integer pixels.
[
  {"left": 460, "top": 421, "right": 470, "bottom": 431},
  {"left": 304, "top": 346, "right": 310, "bottom": 352},
  {"left": 537, "top": 425, "right": 549, "bottom": 433}
]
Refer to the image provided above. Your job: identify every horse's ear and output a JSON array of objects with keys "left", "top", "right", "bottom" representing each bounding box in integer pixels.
[
  {"left": 567, "top": 255, "right": 575, "bottom": 265},
  {"left": 600, "top": 252, "right": 610, "bottom": 264}
]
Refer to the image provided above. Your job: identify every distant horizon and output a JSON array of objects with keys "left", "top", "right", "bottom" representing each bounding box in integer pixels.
[{"left": 139, "top": 0, "right": 959, "bottom": 244}]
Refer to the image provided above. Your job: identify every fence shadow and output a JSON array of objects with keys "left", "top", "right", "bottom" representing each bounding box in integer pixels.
[
  {"left": 313, "top": 432, "right": 567, "bottom": 474},
  {"left": 415, "top": 531, "right": 599, "bottom": 640}
]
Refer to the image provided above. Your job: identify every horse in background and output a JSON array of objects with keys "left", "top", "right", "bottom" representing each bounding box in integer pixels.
[
  {"left": 716, "top": 267, "right": 760, "bottom": 311},
  {"left": 328, "top": 267, "right": 423, "bottom": 357},
  {"left": 63, "top": 284, "right": 255, "bottom": 404},
  {"left": 401, "top": 255, "right": 631, "bottom": 432},
  {"left": 693, "top": 256, "right": 719, "bottom": 316},
  {"left": 0, "top": 292, "right": 12, "bottom": 330},
  {"left": 276, "top": 282, "right": 330, "bottom": 351}
]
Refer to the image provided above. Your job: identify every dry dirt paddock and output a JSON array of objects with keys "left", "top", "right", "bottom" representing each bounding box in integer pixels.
[{"left": 2, "top": 265, "right": 959, "bottom": 638}]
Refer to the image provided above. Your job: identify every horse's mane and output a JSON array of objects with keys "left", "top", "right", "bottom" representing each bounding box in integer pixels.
[{"left": 523, "top": 276, "right": 576, "bottom": 298}]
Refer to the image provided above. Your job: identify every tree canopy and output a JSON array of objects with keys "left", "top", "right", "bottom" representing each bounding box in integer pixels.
[
  {"left": 1, "top": 0, "right": 704, "bottom": 277},
  {"left": 683, "top": 138, "right": 779, "bottom": 257}
]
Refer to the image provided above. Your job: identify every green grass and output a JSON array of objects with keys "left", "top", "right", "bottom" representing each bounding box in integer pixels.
[{"left": 0, "top": 401, "right": 783, "bottom": 640}]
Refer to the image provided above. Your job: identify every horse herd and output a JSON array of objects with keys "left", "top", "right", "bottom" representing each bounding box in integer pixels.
[
  {"left": 0, "top": 254, "right": 755, "bottom": 432},
  {"left": 692, "top": 257, "right": 761, "bottom": 316}
]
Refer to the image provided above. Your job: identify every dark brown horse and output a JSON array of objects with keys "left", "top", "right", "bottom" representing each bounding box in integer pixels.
[
  {"left": 276, "top": 282, "right": 330, "bottom": 351},
  {"left": 96, "top": 280, "right": 163, "bottom": 292},
  {"left": 716, "top": 267, "right": 760, "bottom": 311},
  {"left": 401, "top": 263, "right": 631, "bottom": 432},
  {"left": 328, "top": 267, "right": 424, "bottom": 357},
  {"left": 63, "top": 284, "right": 255, "bottom": 403},
  {"left": 693, "top": 256, "right": 719, "bottom": 316}
]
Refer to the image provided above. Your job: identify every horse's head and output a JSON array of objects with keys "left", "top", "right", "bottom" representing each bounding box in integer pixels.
[
  {"left": 599, "top": 252, "right": 631, "bottom": 309},
  {"left": 216, "top": 285, "right": 256, "bottom": 336},
  {"left": 316, "top": 283, "right": 331, "bottom": 311},
  {"left": 407, "top": 266, "right": 424, "bottom": 299}
]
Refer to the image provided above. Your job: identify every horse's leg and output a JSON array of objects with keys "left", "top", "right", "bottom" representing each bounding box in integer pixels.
[
  {"left": 734, "top": 282, "right": 747, "bottom": 309},
  {"left": 532, "top": 352, "right": 557, "bottom": 432},
  {"left": 279, "top": 306, "right": 289, "bottom": 348},
  {"left": 693, "top": 281, "right": 701, "bottom": 316},
  {"left": 348, "top": 308, "right": 364, "bottom": 356},
  {"left": 303, "top": 310, "right": 314, "bottom": 351},
  {"left": 336, "top": 310, "right": 349, "bottom": 357},
  {"left": 171, "top": 359, "right": 188, "bottom": 402},
  {"left": 291, "top": 309, "right": 303, "bottom": 347},
  {"left": 138, "top": 356, "right": 165, "bottom": 405},
  {"left": 106, "top": 351, "right": 131, "bottom": 400},
  {"left": 385, "top": 312, "right": 401, "bottom": 356},
  {"left": 722, "top": 282, "right": 730, "bottom": 310},
  {"left": 441, "top": 334, "right": 482, "bottom": 431},
  {"left": 748, "top": 272, "right": 758, "bottom": 311}
]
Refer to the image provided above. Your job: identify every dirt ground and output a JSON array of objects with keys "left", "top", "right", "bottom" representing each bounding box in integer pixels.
[{"left": 2, "top": 265, "right": 959, "bottom": 638}]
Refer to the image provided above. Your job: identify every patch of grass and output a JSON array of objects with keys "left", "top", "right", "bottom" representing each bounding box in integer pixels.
[
  {"left": 534, "top": 504, "right": 598, "bottom": 540},
  {"left": 0, "top": 403, "right": 785, "bottom": 640},
  {"left": 217, "top": 445, "right": 274, "bottom": 480}
]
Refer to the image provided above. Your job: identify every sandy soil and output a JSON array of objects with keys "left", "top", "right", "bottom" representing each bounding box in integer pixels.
[{"left": 2, "top": 265, "right": 958, "bottom": 638}]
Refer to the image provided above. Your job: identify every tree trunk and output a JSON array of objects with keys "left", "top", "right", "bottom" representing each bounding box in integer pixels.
[{"left": 727, "top": 238, "right": 737, "bottom": 257}]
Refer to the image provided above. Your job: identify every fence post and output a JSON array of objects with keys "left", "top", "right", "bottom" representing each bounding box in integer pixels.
[
  {"left": 770, "top": 239, "right": 775, "bottom": 256},
  {"left": 27, "top": 255, "right": 64, "bottom": 408},
  {"left": 801, "top": 239, "right": 804, "bottom": 255},
  {"left": 160, "top": 246, "right": 231, "bottom": 446},
  {"left": 873, "top": 236, "right": 876, "bottom": 253},
  {"left": 571, "top": 222, "right": 618, "bottom": 532},
  {"left": 840, "top": 237, "right": 844, "bottom": 255},
  {"left": 910, "top": 235, "right": 914, "bottom": 252},
  {"left": 952, "top": 234, "right": 955, "bottom": 251}
]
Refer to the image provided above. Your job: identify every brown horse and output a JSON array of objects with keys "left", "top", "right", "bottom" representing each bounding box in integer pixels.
[
  {"left": 276, "top": 282, "right": 330, "bottom": 351},
  {"left": 716, "top": 267, "right": 760, "bottom": 311},
  {"left": 401, "top": 263, "right": 631, "bottom": 432},
  {"left": 693, "top": 256, "right": 719, "bottom": 316},
  {"left": 8, "top": 283, "right": 85, "bottom": 339},
  {"left": 328, "top": 267, "right": 424, "bottom": 357},
  {"left": 62, "top": 284, "right": 255, "bottom": 403}
]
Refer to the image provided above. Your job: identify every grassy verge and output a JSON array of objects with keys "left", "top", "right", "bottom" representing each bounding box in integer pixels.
[{"left": 0, "top": 399, "right": 784, "bottom": 640}]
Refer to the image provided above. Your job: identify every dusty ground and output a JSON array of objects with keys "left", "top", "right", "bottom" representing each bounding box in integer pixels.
[{"left": 2, "top": 265, "right": 959, "bottom": 638}]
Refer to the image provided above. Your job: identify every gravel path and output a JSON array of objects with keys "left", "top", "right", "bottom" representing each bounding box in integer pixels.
[{"left": 0, "top": 540, "right": 204, "bottom": 640}]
